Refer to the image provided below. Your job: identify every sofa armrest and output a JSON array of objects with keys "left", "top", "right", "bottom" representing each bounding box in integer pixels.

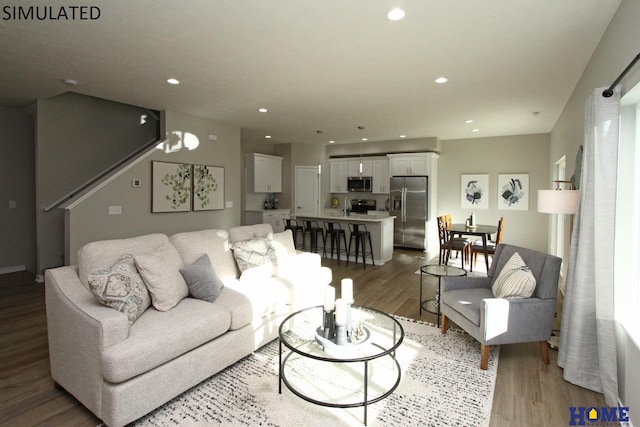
[
  {"left": 441, "top": 276, "right": 492, "bottom": 292},
  {"left": 480, "top": 297, "right": 556, "bottom": 345},
  {"left": 277, "top": 252, "right": 322, "bottom": 276},
  {"left": 45, "top": 266, "right": 130, "bottom": 417}
]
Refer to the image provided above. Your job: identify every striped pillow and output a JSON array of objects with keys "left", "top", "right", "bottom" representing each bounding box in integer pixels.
[{"left": 492, "top": 252, "right": 537, "bottom": 298}]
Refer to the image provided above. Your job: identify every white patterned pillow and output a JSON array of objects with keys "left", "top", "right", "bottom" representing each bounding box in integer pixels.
[
  {"left": 492, "top": 252, "right": 537, "bottom": 298},
  {"left": 88, "top": 254, "right": 151, "bottom": 325},
  {"left": 230, "top": 233, "right": 278, "bottom": 275}
]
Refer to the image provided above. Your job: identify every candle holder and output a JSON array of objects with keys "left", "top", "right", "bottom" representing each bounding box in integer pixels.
[
  {"left": 335, "top": 324, "right": 348, "bottom": 345},
  {"left": 322, "top": 308, "right": 335, "bottom": 339}
]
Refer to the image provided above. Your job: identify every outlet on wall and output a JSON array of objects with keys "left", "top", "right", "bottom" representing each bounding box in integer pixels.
[{"left": 108, "top": 206, "right": 122, "bottom": 215}]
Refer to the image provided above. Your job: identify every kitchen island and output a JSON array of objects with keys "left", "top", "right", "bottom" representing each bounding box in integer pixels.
[{"left": 294, "top": 213, "right": 395, "bottom": 265}]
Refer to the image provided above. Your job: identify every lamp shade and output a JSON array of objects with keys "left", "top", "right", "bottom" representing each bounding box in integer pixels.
[{"left": 537, "top": 190, "right": 579, "bottom": 214}]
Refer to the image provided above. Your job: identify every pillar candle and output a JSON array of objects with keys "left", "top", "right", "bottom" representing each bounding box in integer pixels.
[
  {"left": 335, "top": 298, "right": 347, "bottom": 325},
  {"left": 341, "top": 278, "right": 353, "bottom": 303},
  {"left": 324, "top": 286, "right": 335, "bottom": 311}
]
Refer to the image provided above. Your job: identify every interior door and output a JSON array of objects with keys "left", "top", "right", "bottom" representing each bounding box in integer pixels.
[{"left": 295, "top": 166, "right": 320, "bottom": 215}]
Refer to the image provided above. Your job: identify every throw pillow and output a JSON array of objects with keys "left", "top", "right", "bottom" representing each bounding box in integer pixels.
[
  {"left": 492, "top": 252, "right": 537, "bottom": 298},
  {"left": 230, "top": 233, "right": 278, "bottom": 274},
  {"left": 135, "top": 242, "right": 189, "bottom": 311},
  {"left": 271, "top": 230, "right": 297, "bottom": 261},
  {"left": 179, "top": 254, "right": 224, "bottom": 302},
  {"left": 88, "top": 254, "right": 151, "bottom": 325}
]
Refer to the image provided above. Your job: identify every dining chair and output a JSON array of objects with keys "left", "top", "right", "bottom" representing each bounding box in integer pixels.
[
  {"left": 470, "top": 217, "right": 504, "bottom": 272},
  {"left": 437, "top": 215, "right": 471, "bottom": 268}
]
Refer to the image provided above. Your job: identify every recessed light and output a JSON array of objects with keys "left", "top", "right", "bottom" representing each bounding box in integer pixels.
[
  {"left": 361, "top": 137, "right": 368, "bottom": 141},
  {"left": 464, "top": 119, "right": 474, "bottom": 124},
  {"left": 386, "top": 8, "right": 406, "bottom": 21},
  {"left": 329, "top": 140, "right": 335, "bottom": 144},
  {"left": 265, "top": 135, "right": 272, "bottom": 139},
  {"left": 258, "top": 108, "right": 268, "bottom": 113},
  {"left": 472, "top": 129, "right": 480, "bottom": 132},
  {"left": 399, "top": 135, "right": 406, "bottom": 138},
  {"left": 167, "top": 78, "right": 180, "bottom": 85},
  {"left": 435, "top": 77, "right": 448, "bottom": 84},
  {"left": 63, "top": 79, "right": 78, "bottom": 86}
]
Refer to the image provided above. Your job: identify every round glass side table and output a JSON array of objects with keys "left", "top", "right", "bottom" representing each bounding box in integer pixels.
[{"left": 419, "top": 264, "right": 467, "bottom": 327}]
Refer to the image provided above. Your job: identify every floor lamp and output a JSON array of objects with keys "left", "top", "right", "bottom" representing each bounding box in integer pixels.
[{"left": 538, "top": 180, "right": 579, "bottom": 349}]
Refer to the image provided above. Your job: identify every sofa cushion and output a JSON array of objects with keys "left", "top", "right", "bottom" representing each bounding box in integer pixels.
[
  {"left": 272, "top": 230, "right": 297, "bottom": 260},
  {"left": 101, "top": 298, "right": 231, "bottom": 383},
  {"left": 442, "top": 288, "right": 494, "bottom": 326},
  {"left": 230, "top": 234, "right": 278, "bottom": 274},
  {"left": 492, "top": 252, "right": 537, "bottom": 298},
  {"left": 213, "top": 284, "right": 255, "bottom": 330},
  {"left": 78, "top": 233, "right": 170, "bottom": 288},
  {"left": 226, "top": 278, "right": 289, "bottom": 320},
  {"left": 180, "top": 254, "right": 224, "bottom": 302},
  {"left": 87, "top": 255, "right": 151, "bottom": 325},
  {"left": 228, "top": 224, "right": 273, "bottom": 243},
  {"left": 135, "top": 242, "right": 189, "bottom": 311},
  {"left": 170, "top": 229, "right": 239, "bottom": 281}
]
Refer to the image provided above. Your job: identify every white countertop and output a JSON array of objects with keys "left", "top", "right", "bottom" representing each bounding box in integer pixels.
[
  {"left": 245, "top": 209, "right": 291, "bottom": 213},
  {"left": 294, "top": 212, "right": 395, "bottom": 223}
]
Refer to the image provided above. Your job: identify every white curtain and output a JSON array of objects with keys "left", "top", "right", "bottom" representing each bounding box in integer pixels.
[{"left": 558, "top": 87, "right": 620, "bottom": 406}]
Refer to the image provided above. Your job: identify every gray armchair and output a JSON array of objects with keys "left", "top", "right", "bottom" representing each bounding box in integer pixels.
[{"left": 440, "top": 243, "right": 561, "bottom": 370}]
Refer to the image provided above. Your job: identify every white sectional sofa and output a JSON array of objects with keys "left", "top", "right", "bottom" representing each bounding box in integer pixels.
[{"left": 45, "top": 224, "right": 332, "bottom": 427}]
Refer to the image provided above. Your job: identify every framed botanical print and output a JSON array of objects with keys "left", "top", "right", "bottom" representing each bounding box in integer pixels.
[
  {"left": 152, "top": 161, "right": 192, "bottom": 212},
  {"left": 193, "top": 164, "right": 224, "bottom": 211}
]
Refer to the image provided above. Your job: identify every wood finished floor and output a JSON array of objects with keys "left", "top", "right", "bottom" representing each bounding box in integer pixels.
[{"left": 0, "top": 249, "right": 606, "bottom": 426}]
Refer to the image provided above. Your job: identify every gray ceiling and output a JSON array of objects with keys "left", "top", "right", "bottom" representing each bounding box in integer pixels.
[{"left": 0, "top": 0, "right": 621, "bottom": 145}]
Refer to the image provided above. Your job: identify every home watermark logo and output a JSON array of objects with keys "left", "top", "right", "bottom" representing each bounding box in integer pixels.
[
  {"left": 569, "top": 406, "right": 630, "bottom": 426},
  {"left": 2, "top": 4, "right": 101, "bottom": 21}
]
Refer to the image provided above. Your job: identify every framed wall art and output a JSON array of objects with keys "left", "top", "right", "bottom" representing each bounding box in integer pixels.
[
  {"left": 193, "top": 164, "right": 224, "bottom": 211},
  {"left": 498, "top": 173, "right": 529, "bottom": 210},
  {"left": 461, "top": 174, "right": 489, "bottom": 209},
  {"left": 152, "top": 161, "right": 192, "bottom": 213}
]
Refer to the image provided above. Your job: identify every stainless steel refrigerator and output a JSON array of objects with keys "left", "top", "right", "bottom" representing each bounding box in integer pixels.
[{"left": 390, "top": 176, "right": 428, "bottom": 249}]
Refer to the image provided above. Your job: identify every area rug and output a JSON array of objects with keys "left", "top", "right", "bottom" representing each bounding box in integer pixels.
[{"left": 134, "top": 317, "right": 499, "bottom": 427}]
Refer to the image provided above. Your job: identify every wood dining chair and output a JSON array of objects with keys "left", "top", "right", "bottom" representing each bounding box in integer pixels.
[
  {"left": 470, "top": 217, "right": 504, "bottom": 272},
  {"left": 437, "top": 215, "right": 471, "bottom": 268}
]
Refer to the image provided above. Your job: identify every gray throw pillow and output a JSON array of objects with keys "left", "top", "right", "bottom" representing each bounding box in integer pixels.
[{"left": 179, "top": 254, "right": 224, "bottom": 302}]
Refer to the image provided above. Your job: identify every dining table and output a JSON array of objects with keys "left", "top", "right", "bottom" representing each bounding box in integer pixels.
[{"left": 446, "top": 223, "right": 498, "bottom": 273}]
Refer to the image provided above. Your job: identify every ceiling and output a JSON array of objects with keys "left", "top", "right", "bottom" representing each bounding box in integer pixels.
[{"left": 0, "top": 0, "right": 621, "bottom": 145}]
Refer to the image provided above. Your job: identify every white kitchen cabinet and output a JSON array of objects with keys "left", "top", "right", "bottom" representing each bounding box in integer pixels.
[
  {"left": 329, "top": 159, "right": 349, "bottom": 193},
  {"left": 387, "top": 153, "right": 437, "bottom": 176},
  {"left": 347, "top": 159, "right": 372, "bottom": 176},
  {"left": 371, "top": 158, "right": 390, "bottom": 193},
  {"left": 244, "top": 209, "right": 290, "bottom": 232},
  {"left": 246, "top": 153, "right": 282, "bottom": 193}
]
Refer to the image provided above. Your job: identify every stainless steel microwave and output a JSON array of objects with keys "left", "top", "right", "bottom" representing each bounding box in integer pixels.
[{"left": 347, "top": 176, "right": 372, "bottom": 192}]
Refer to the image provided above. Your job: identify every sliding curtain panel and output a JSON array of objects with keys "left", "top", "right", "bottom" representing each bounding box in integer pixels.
[{"left": 558, "top": 87, "right": 620, "bottom": 406}]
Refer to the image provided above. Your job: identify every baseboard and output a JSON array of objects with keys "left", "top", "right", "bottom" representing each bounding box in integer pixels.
[{"left": 0, "top": 265, "right": 26, "bottom": 275}]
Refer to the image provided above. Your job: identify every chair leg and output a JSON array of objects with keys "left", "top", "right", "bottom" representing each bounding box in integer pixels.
[
  {"left": 480, "top": 345, "right": 490, "bottom": 370},
  {"left": 540, "top": 341, "right": 550, "bottom": 365},
  {"left": 441, "top": 314, "right": 448, "bottom": 334}
]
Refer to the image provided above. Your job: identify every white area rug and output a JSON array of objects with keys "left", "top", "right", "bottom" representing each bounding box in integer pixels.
[{"left": 134, "top": 317, "right": 499, "bottom": 427}]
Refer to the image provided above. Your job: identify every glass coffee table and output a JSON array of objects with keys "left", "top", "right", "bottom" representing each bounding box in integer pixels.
[
  {"left": 279, "top": 305, "right": 404, "bottom": 426},
  {"left": 420, "top": 264, "right": 467, "bottom": 327}
]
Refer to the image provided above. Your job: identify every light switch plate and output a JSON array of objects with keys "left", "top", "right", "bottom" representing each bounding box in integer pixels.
[
  {"left": 225, "top": 201, "right": 233, "bottom": 208},
  {"left": 108, "top": 206, "right": 122, "bottom": 215}
]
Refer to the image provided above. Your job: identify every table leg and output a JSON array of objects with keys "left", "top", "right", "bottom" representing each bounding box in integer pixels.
[
  {"left": 436, "top": 276, "right": 442, "bottom": 328},
  {"left": 278, "top": 338, "right": 282, "bottom": 394},
  {"left": 364, "top": 360, "right": 369, "bottom": 426},
  {"left": 419, "top": 271, "right": 423, "bottom": 315}
]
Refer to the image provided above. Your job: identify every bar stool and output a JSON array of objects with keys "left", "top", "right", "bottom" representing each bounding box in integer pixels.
[
  {"left": 323, "top": 222, "right": 348, "bottom": 264},
  {"left": 302, "top": 220, "right": 325, "bottom": 255},
  {"left": 283, "top": 218, "right": 305, "bottom": 250},
  {"left": 347, "top": 223, "right": 375, "bottom": 269}
]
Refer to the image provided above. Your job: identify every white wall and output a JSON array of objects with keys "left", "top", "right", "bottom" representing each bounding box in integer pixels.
[
  {"left": 550, "top": 0, "right": 640, "bottom": 422},
  {"left": 66, "top": 109, "right": 241, "bottom": 265},
  {"left": 439, "top": 134, "right": 550, "bottom": 252}
]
